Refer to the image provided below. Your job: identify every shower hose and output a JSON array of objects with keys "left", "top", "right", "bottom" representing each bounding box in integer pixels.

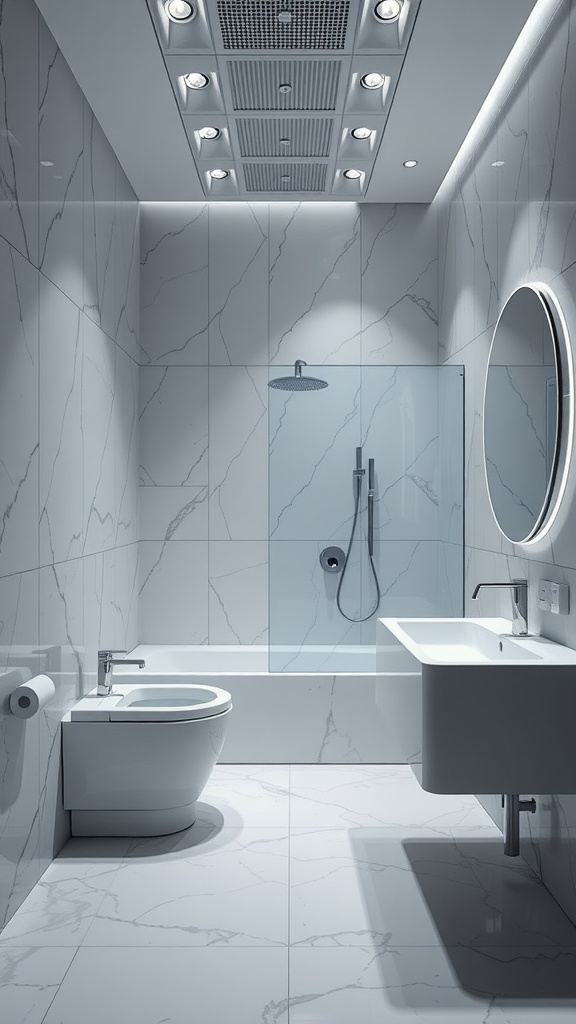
[{"left": 336, "top": 466, "right": 381, "bottom": 623}]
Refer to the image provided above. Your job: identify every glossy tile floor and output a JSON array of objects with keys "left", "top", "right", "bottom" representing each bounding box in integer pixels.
[{"left": 2, "top": 765, "right": 576, "bottom": 1022}]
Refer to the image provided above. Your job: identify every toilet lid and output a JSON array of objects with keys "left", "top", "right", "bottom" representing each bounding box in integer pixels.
[{"left": 108, "top": 684, "right": 232, "bottom": 722}]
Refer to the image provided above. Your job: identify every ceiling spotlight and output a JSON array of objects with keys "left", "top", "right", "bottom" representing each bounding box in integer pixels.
[
  {"left": 491, "top": 160, "right": 505, "bottom": 167},
  {"left": 281, "top": 175, "right": 291, "bottom": 183},
  {"left": 209, "top": 168, "right": 228, "bottom": 179},
  {"left": 40, "top": 160, "right": 54, "bottom": 167},
  {"left": 184, "top": 72, "right": 209, "bottom": 90},
  {"left": 277, "top": 10, "right": 293, "bottom": 22},
  {"left": 374, "top": 0, "right": 402, "bottom": 21},
  {"left": 351, "top": 127, "right": 373, "bottom": 141},
  {"left": 343, "top": 169, "right": 362, "bottom": 180},
  {"left": 279, "top": 83, "right": 292, "bottom": 94},
  {"left": 403, "top": 159, "right": 418, "bottom": 168},
  {"left": 198, "top": 126, "right": 221, "bottom": 140},
  {"left": 360, "top": 72, "right": 386, "bottom": 90},
  {"left": 165, "top": 0, "right": 195, "bottom": 23}
]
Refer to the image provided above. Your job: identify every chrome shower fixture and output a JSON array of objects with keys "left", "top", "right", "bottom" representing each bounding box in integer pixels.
[
  {"left": 268, "top": 360, "right": 328, "bottom": 392},
  {"left": 336, "top": 447, "right": 381, "bottom": 622}
]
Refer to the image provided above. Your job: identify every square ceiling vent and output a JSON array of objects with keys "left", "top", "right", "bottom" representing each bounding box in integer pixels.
[
  {"left": 228, "top": 59, "right": 341, "bottom": 110},
  {"left": 237, "top": 117, "right": 333, "bottom": 157},
  {"left": 217, "top": 0, "right": 351, "bottom": 50},
  {"left": 244, "top": 162, "right": 328, "bottom": 192}
]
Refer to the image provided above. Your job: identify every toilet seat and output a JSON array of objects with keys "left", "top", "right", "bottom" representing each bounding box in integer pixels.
[{"left": 70, "top": 684, "right": 232, "bottom": 722}]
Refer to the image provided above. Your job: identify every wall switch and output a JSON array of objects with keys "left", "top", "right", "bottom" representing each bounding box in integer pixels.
[
  {"left": 538, "top": 580, "right": 551, "bottom": 611},
  {"left": 550, "top": 581, "right": 570, "bottom": 615}
]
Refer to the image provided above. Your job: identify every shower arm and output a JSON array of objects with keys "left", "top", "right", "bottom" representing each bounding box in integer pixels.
[{"left": 368, "top": 458, "right": 375, "bottom": 557}]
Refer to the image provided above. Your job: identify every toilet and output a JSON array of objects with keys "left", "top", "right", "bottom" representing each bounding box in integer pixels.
[{"left": 62, "top": 683, "right": 232, "bottom": 836}]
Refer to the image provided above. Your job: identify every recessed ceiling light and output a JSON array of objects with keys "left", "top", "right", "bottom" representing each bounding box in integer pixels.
[
  {"left": 209, "top": 168, "right": 228, "bottom": 179},
  {"left": 403, "top": 159, "right": 418, "bottom": 168},
  {"left": 360, "top": 72, "right": 386, "bottom": 90},
  {"left": 281, "top": 175, "right": 291, "bottom": 183},
  {"left": 374, "top": 0, "right": 402, "bottom": 22},
  {"left": 184, "top": 72, "right": 209, "bottom": 90},
  {"left": 351, "top": 127, "right": 373, "bottom": 141},
  {"left": 279, "top": 83, "right": 292, "bottom": 94},
  {"left": 491, "top": 160, "right": 505, "bottom": 167},
  {"left": 343, "top": 168, "right": 362, "bottom": 180},
  {"left": 198, "top": 126, "right": 220, "bottom": 140},
  {"left": 40, "top": 160, "right": 54, "bottom": 167},
  {"left": 277, "top": 10, "right": 293, "bottom": 23},
  {"left": 164, "top": 0, "right": 195, "bottom": 23}
]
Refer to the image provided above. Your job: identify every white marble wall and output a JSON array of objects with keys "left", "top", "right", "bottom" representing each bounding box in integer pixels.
[
  {"left": 0, "top": 0, "right": 139, "bottom": 929},
  {"left": 139, "top": 202, "right": 444, "bottom": 646},
  {"left": 436, "top": 0, "right": 576, "bottom": 925}
]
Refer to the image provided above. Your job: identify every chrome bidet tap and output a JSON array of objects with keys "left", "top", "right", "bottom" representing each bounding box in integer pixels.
[{"left": 97, "top": 650, "right": 146, "bottom": 696}]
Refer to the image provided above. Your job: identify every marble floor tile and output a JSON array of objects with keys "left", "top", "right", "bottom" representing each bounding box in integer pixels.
[
  {"left": 289, "top": 829, "right": 576, "bottom": 949},
  {"left": 82, "top": 827, "right": 289, "bottom": 947},
  {"left": 288, "top": 945, "right": 576, "bottom": 1022},
  {"left": 41, "top": 946, "right": 289, "bottom": 1024},
  {"left": 202, "top": 765, "right": 290, "bottom": 828},
  {"left": 289, "top": 765, "right": 496, "bottom": 830},
  {"left": 0, "top": 946, "right": 77, "bottom": 1024},
  {"left": 0, "top": 838, "right": 129, "bottom": 947}
]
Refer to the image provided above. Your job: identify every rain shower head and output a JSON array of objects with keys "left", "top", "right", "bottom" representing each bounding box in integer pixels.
[{"left": 268, "top": 360, "right": 328, "bottom": 392}]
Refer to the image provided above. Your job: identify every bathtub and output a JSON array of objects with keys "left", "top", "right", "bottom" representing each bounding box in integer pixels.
[{"left": 112, "top": 645, "right": 404, "bottom": 764}]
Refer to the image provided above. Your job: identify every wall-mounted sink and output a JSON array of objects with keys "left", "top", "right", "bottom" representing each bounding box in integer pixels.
[{"left": 376, "top": 617, "right": 576, "bottom": 795}]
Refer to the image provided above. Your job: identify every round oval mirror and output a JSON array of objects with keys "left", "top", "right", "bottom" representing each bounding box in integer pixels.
[{"left": 484, "top": 284, "right": 565, "bottom": 543}]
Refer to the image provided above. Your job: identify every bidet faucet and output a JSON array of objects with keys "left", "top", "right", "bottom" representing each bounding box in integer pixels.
[
  {"left": 471, "top": 578, "right": 529, "bottom": 636},
  {"left": 97, "top": 650, "right": 145, "bottom": 696}
]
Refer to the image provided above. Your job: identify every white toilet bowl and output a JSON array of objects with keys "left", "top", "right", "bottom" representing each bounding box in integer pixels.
[{"left": 62, "top": 683, "right": 232, "bottom": 836}]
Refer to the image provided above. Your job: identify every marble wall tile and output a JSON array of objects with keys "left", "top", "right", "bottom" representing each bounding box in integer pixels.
[
  {"left": 209, "top": 203, "right": 268, "bottom": 365},
  {"left": 0, "top": 240, "right": 39, "bottom": 577},
  {"left": 82, "top": 319, "right": 116, "bottom": 557},
  {"left": 0, "top": 0, "right": 140, "bottom": 932},
  {"left": 269, "top": 203, "right": 361, "bottom": 366},
  {"left": 39, "top": 278, "right": 84, "bottom": 567},
  {"left": 140, "top": 203, "right": 208, "bottom": 365},
  {"left": 209, "top": 541, "right": 268, "bottom": 645},
  {"left": 0, "top": 0, "right": 39, "bottom": 265},
  {"left": 361, "top": 204, "right": 439, "bottom": 365},
  {"left": 38, "top": 19, "right": 85, "bottom": 310},
  {"left": 140, "top": 486, "right": 208, "bottom": 542},
  {"left": 114, "top": 348, "right": 139, "bottom": 548},
  {"left": 82, "top": 108, "right": 117, "bottom": 337},
  {"left": 209, "top": 366, "right": 268, "bottom": 539},
  {"left": 139, "top": 366, "right": 208, "bottom": 486},
  {"left": 139, "top": 541, "right": 208, "bottom": 644}
]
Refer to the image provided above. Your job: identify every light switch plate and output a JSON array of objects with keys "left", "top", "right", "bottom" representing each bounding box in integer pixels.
[{"left": 538, "top": 579, "right": 551, "bottom": 611}]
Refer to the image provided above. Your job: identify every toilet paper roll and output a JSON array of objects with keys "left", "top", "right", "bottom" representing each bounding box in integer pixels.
[{"left": 9, "top": 675, "right": 55, "bottom": 719}]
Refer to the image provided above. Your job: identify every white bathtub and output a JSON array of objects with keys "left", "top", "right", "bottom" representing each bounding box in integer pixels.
[{"left": 112, "top": 645, "right": 403, "bottom": 764}]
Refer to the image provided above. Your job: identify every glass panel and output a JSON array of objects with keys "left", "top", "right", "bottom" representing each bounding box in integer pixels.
[{"left": 268, "top": 366, "right": 464, "bottom": 672}]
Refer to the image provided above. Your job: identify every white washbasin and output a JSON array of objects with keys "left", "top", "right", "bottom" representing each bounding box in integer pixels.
[{"left": 376, "top": 617, "right": 576, "bottom": 795}]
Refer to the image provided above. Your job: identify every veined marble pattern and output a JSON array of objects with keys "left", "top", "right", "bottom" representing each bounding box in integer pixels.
[
  {"left": 0, "top": 0, "right": 140, "bottom": 935},
  {"left": 139, "top": 540, "right": 208, "bottom": 644},
  {"left": 3, "top": 766, "right": 576, "bottom": 1024},
  {"left": 269, "top": 203, "right": 362, "bottom": 366},
  {"left": 139, "top": 367, "right": 208, "bottom": 486},
  {"left": 140, "top": 203, "right": 209, "bottom": 365},
  {"left": 209, "top": 541, "right": 268, "bottom": 645}
]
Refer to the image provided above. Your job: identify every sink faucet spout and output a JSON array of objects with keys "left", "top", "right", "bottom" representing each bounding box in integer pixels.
[{"left": 472, "top": 579, "right": 529, "bottom": 636}]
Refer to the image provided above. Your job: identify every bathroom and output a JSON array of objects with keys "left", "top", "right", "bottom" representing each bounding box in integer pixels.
[{"left": 2, "top": 0, "right": 576, "bottom": 1018}]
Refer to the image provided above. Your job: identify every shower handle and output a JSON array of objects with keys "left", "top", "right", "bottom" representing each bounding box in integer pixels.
[{"left": 368, "top": 458, "right": 375, "bottom": 557}]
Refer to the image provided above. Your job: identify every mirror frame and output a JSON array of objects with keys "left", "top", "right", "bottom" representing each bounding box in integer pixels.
[{"left": 483, "top": 282, "right": 573, "bottom": 545}]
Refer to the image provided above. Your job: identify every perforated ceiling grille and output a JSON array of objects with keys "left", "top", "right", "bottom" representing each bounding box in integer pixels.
[
  {"left": 217, "top": 0, "right": 350, "bottom": 50},
  {"left": 237, "top": 117, "right": 333, "bottom": 157},
  {"left": 228, "top": 60, "right": 341, "bottom": 110},
  {"left": 244, "top": 162, "right": 327, "bottom": 192}
]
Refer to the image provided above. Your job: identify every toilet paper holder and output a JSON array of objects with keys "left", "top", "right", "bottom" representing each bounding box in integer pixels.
[{"left": 9, "top": 674, "right": 55, "bottom": 719}]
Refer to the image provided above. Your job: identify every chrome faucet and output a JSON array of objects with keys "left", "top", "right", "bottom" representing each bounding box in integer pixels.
[
  {"left": 471, "top": 578, "right": 529, "bottom": 636},
  {"left": 97, "top": 650, "right": 145, "bottom": 696}
]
